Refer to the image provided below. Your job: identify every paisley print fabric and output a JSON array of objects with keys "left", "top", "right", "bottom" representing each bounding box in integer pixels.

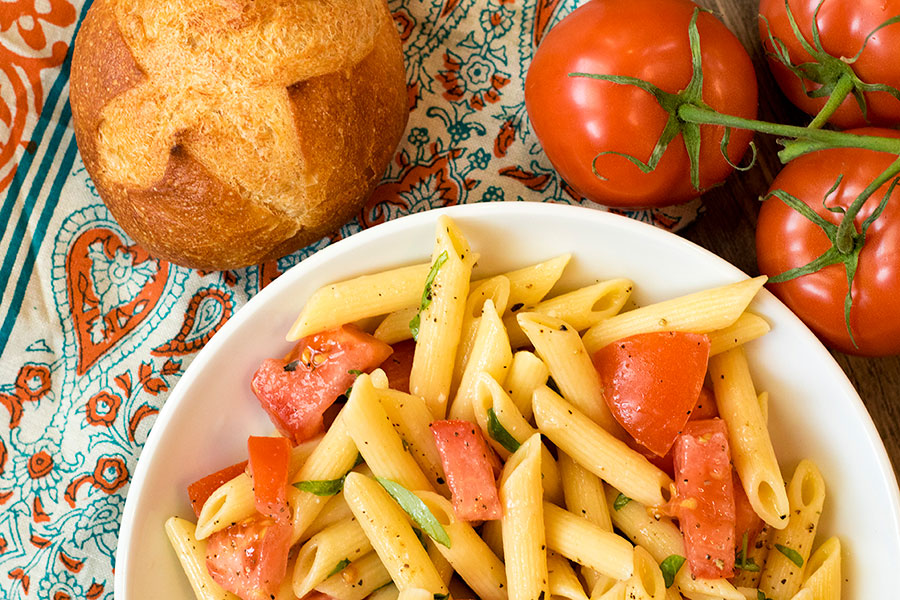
[{"left": 0, "top": 1, "right": 702, "bottom": 596}]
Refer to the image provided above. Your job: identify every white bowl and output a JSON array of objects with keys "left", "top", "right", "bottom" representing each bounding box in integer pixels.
[{"left": 115, "top": 202, "right": 900, "bottom": 599}]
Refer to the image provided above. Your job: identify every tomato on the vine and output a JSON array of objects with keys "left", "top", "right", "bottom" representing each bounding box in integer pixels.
[
  {"left": 756, "top": 128, "right": 900, "bottom": 356},
  {"left": 525, "top": 0, "right": 757, "bottom": 208},
  {"left": 759, "top": 0, "right": 900, "bottom": 129}
]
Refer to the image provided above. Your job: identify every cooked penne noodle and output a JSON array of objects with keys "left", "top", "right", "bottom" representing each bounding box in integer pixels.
[
  {"left": 472, "top": 374, "right": 563, "bottom": 503},
  {"left": 452, "top": 275, "right": 512, "bottom": 389},
  {"left": 709, "top": 347, "right": 789, "bottom": 529},
  {"left": 759, "top": 461, "right": 827, "bottom": 600},
  {"left": 547, "top": 550, "right": 589, "bottom": 600},
  {"left": 504, "top": 279, "right": 633, "bottom": 348},
  {"left": 289, "top": 262, "right": 432, "bottom": 341},
  {"left": 292, "top": 517, "right": 372, "bottom": 597},
  {"left": 415, "top": 491, "right": 508, "bottom": 600},
  {"left": 409, "top": 215, "right": 476, "bottom": 417},
  {"left": 482, "top": 518, "right": 504, "bottom": 559},
  {"left": 374, "top": 306, "right": 420, "bottom": 344},
  {"left": 504, "top": 350, "right": 549, "bottom": 421},
  {"left": 301, "top": 492, "right": 353, "bottom": 541},
  {"left": 397, "top": 589, "right": 433, "bottom": 600},
  {"left": 343, "top": 472, "right": 448, "bottom": 594},
  {"left": 376, "top": 387, "right": 448, "bottom": 495},
  {"left": 581, "top": 276, "right": 766, "bottom": 355},
  {"left": 500, "top": 434, "right": 550, "bottom": 600},
  {"left": 732, "top": 525, "right": 770, "bottom": 589},
  {"left": 314, "top": 551, "right": 391, "bottom": 600},
  {"left": 595, "top": 581, "right": 627, "bottom": 600},
  {"left": 533, "top": 386, "right": 671, "bottom": 508},
  {"left": 518, "top": 312, "right": 621, "bottom": 434},
  {"left": 790, "top": 537, "right": 841, "bottom": 600},
  {"left": 502, "top": 254, "right": 572, "bottom": 308},
  {"left": 626, "top": 546, "right": 666, "bottom": 600},
  {"left": 559, "top": 452, "right": 615, "bottom": 593},
  {"left": 343, "top": 374, "right": 433, "bottom": 492},
  {"left": 165, "top": 517, "right": 239, "bottom": 600},
  {"left": 449, "top": 299, "right": 513, "bottom": 422},
  {"left": 287, "top": 415, "right": 361, "bottom": 543},
  {"left": 543, "top": 502, "right": 633, "bottom": 580},
  {"left": 707, "top": 312, "right": 771, "bottom": 356},
  {"left": 369, "top": 584, "right": 401, "bottom": 600},
  {"left": 606, "top": 487, "right": 743, "bottom": 600}
]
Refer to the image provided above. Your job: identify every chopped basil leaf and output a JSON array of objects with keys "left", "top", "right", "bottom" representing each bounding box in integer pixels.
[
  {"left": 295, "top": 477, "right": 345, "bottom": 496},
  {"left": 775, "top": 543, "right": 804, "bottom": 567},
  {"left": 413, "top": 528, "right": 428, "bottom": 549},
  {"left": 757, "top": 591, "right": 773, "bottom": 600},
  {"left": 434, "top": 595, "right": 449, "bottom": 600},
  {"left": 283, "top": 359, "right": 300, "bottom": 372},
  {"left": 659, "top": 554, "right": 685, "bottom": 588},
  {"left": 327, "top": 558, "right": 351, "bottom": 578},
  {"left": 401, "top": 437, "right": 411, "bottom": 452},
  {"left": 613, "top": 493, "right": 632, "bottom": 511},
  {"left": 376, "top": 477, "right": 451, "bottom": 548},
  {"left": 735, "top": 532, "right": 760, "bottom": 572},
  {"left": 348, "top": 369, "right": 363, "bottom": 377},
  {"left": 487, "top": 407, "right": 521, "bottom": 453},
  {"left": 409, "top": 250, "right": 449, "bottom": 340}
]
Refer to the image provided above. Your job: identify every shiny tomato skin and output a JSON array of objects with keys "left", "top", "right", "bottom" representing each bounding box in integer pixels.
[
  {"left": 759, "top": 0, "right": 900, "bottom": 128},
  {"left": 206, "top": 516, "right": 292, "bottom": 599},
  {"left": 756, "top": 128, "right": 900, "bottom": 356},
  {"left": 430, "top": 420, "right": 502, "bottom": 521},
  {"left": 672, "top": 419, "right": 736, "bottom": 579},
  {"left": 379, "top": 339, "right": 415, "bottom": 393},
  {"left": 525, "top": 0, "right": 757, "bottom": 208},
  {"left": 247, "top": 436, "right": 292, "bottom": 522},
  {"left": 251, "top": 325, "right": 393, "bottom": 442},
  {"left": 592, "top": 331, "right": 711, "bottom": 456}
]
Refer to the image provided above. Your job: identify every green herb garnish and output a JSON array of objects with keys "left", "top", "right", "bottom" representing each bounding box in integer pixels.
[
  {"left": 376, "top": 477, "right": 451, "bottom": 548},
  {"left": 327, "top": 558, "right": 351, "bottom": 578},
  {"left": 613, "top": 493, "right": 632, "bottom": 511},
  {"left": 487, "top": 408, "right": 521, "bottom": 453},
  {"left": 659, "top": 554, "right": 686, "bottom": 588},
  {"left": 295, "top": 477, "right": 346, "bottom": 496},
  {"left": 409, "top": 250, "right": 449, "bottom": 340},
  {"left": 735, "top": 531, "right": 760, "bottom": 572},
  {"left": 775, "top": 543, "right": 804, "bottom": 567}
]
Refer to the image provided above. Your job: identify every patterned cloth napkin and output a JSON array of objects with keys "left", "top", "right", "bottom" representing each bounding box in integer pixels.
[{"left": 0, "top": 1, "right": 701, "bottom": 597}]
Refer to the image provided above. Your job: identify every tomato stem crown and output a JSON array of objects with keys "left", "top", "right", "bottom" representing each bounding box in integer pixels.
[{"left": 760, "top": 0, "right": 900, "bottom": 128}]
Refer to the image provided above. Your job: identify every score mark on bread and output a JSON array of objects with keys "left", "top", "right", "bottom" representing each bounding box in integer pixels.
[{"left": 71, "top": 0, "right": 409, "bottom": 270}]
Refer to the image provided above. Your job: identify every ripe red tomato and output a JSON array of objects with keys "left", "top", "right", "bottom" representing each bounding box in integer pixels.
[
  {"left": 247, "top": 436, "right": 291, "bottom": 521},
  {"left": 592, "top": 331, "right": 710, "bottom": 456},
  {"left": 205, "top": 516, "right": 291, "bottom": 599},
  {"left": 251, "top": 325, "right": 392, "bottom": 442},
  {"left": 759, "top": 0, "right": 900, "bottom": 129},
  {"left": 672, "top": 419, "right": 736, "bottom": 579},
  {"left": 430, "top": 420, "right": 502, "bottom": 521},
  {"left": 756, "top": 128, "right": 900, "bottom": 356},
  {"left": 187, "top": 460, "right": 248, "bottom": 517},
  {"left": 525, "top": 0, "right": 757, "bottom": 208}
]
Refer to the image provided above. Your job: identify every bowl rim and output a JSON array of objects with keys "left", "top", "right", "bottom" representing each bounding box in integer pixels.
[{"left": 114, "top": 201, "right": 900, "bottom": 596}]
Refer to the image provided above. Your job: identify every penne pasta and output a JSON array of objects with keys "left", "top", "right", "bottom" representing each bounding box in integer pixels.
[
  {"left": 451, "top": 275, "right": 512, "bottom": 390},
  {"left": 581, "top": 276, "right": 766, "bottom": 355},
  {"left": 292, "top": 517, "right": 372, "bottom": 597},
  {"left": 625, "top": 545, "right": 666, "bottom": 600},
  {"left": 790, "top": 537, "right": 841, "bottom": 600},
  {"left": 500, "top": 434, "right": 550, "bottom": 600},
  {"left": 533, "top": 386, "right": 671, "bottom": 508},
  {"left": 165, "top": 517, "right": 239, "bottom": 600},
  {"left": 547, "top": 550, "right": 589, "bottom": 600},
  {"left": 505, "top": 279, "right": 633, "bottom": 349},
  {"left": 709, "top": 347, "right": 789, "bottom": 529},
  {"left": 504, "top": 350, "right": 549, "bottom": 421},
  {"left": 759, "top": 460, "right": 827, "bottom": 600},
  {"left": 707, "top": 312, "right": 771, "bottom": 356},
  {"left": 343, "top": 472, "right": 448, "bottom": 594},
  {"left": 543, "top": 501, "right": 634, "bottom": 580},
  {"left": 409, "top": 215, "right": 476, "bottom": 417},
  {"left": 314, "top": 552, "right": 392, "bottom": 600}
]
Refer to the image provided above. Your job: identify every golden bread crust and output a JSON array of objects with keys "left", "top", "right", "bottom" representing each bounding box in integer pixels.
[{"left": 70, "top": 0, "right": 408, "bottom": 270}]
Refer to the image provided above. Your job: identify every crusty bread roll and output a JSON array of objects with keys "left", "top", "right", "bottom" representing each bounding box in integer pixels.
[{"left": 70, "top": 0, "right": 408, "bottom": 270}]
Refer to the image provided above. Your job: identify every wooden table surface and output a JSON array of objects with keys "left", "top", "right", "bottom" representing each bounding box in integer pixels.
[{"left": 685, "top": 0, "right": 900, "bottom": 479}]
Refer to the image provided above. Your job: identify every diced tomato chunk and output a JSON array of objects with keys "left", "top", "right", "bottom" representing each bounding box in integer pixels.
[
  {"left": 672, "top": 418, "right": 736, "bottom": 579},
  {"left": 187, "top": 461, "right": 248, "bottom": 517},
  {"left": 251, "top": 325, "right": 392, "bottom": 443},
  {"left": 248, "top": 436, "right": 292, "bottom": 522},
  {"left": 593, "top": 331, "right": 710, "bottom": 456},
  {"left": 430, "top": 420, "right": 502, "bottom": 521},
  {"left": 379, "top": 339, "right": 416, "bottom": 393},
  {"left": 733, "top": 470, "right": 764, "bottom": 550},
  {"left": 691, "top": 387, "right": 719, "bottom": 420},
  {"left": 206, "top": 516, "right": 292, "bottom": 599}
]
